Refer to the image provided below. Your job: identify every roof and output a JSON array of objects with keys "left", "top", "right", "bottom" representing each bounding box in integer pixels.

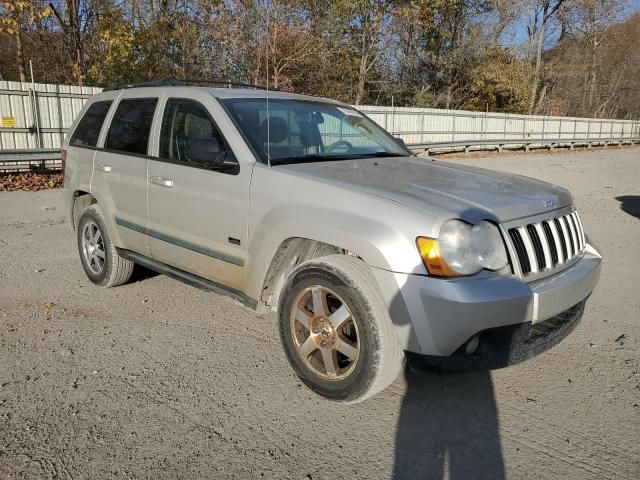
[{"left": 100, "top": 78, "right": 343, "bottom": 105}]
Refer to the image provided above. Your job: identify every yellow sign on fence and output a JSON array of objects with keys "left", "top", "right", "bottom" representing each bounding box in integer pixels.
[{"left": 1, "top": 117, "right": 17, "bottom": 128}]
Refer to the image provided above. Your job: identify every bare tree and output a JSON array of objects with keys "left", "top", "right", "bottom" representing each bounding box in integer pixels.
[{"left": 525, "top": 0, "right": 566, "bottom": 113}]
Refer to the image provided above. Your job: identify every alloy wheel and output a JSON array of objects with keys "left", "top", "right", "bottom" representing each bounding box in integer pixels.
[
  {"left": 81, "top": 220, "right": 106, "bottom": 275},
  {"left": 290, "top": 285, "right": 360, "bottom": 381}
]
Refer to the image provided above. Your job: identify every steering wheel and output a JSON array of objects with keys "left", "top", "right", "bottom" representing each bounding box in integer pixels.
[{"left": 326, "top": 140, "right": 354, "bottom": 154}]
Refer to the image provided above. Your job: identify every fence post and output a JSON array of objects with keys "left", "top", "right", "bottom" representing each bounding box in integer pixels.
[
  {"left": 452, "top": 110, "right": 456, "bottom": 142},
  {"left": 559, "top": 117, "right": 562, "bottom": 142},
  {"left": 29, "top": 61, "right": 42, "bottom": 150},
  {"left": 55, "top": 84, "right": 65, "bottom": 148},
  {"left": 503, "top": 114, "right": 507, "bottom": 140},
  {"left": 542, "top": 117, "right": 545, "bottom": 141},
  {"left": 599, "top": 120, "right": 603, "bottom": 141},
  {"left": 481, "top": 111, "right": 486, "bottom": 141}
]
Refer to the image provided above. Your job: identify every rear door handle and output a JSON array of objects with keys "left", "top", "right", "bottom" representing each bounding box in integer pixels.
[
  {"left": 150, "top": 176, "right": 174, "bottom": 188},
  {"left": 95, "top": 164, "right": 111, "bottom": 173}
]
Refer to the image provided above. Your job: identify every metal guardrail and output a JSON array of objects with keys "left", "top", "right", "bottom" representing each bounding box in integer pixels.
[
  {"left": 1, "top": 136, "right": 638, "bottom": 173},
  {"left": 406, "top": 136, "right": 640, "bottom": 155},
  {"left": 0, "top": 149, "right": 62, "bottom": 173}
]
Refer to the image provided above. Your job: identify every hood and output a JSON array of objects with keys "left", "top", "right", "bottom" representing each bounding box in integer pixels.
[{"left": 278, "top": 156, "right": 573, "bottom": 223}]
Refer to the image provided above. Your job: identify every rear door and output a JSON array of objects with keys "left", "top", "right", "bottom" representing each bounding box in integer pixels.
[
  {"left": 147, "top": 91, "right": 251, "bottom": 292},
  {"left": 91, "top": 91, "right": 161, "bottom": 255}
]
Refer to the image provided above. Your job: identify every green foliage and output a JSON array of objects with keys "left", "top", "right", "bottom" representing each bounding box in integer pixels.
[
  {"left": 464, "top": 49, "right": 531, "bottom": 113},
  {"left": 87, "top": 9, "right": 137, "bottom": 86}
]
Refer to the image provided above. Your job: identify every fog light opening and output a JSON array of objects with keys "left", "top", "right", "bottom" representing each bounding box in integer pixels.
[{"left": 465, "top": 335, "right": 480, "bottom": 355}]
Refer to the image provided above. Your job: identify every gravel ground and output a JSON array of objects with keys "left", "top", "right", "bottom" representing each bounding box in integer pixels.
[{"left": 0, "top": 147, "right": 638, "bottom": 479}]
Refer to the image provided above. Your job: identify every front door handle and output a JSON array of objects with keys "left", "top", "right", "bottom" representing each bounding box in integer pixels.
[
  {"left": 150, "top": 176, "right": 174, "bottom": 188},
  {"left": 95, "top": 164, "right": 111, "bottom": 173}
]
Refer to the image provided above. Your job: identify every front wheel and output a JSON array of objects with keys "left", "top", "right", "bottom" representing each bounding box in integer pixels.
[{"left": 278, "top": 255, "right": 403, "bottom": 403}]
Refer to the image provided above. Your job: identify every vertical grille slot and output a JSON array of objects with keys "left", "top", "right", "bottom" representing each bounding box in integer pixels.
[
  {"left": 508, "top": 228, "right": 531, "bottom": 274},
  {"left": 526, "top": 224, "right": 547, "bottom": 269},
  {"left": 569, "top": 213, "right": 582, "bottom": 251},
  {"left": 574, "top": 212, "right": 586, "bottom": 250},
  {"left": 562, "top": 217, "right": 575, "bottom": 258},
  {"left": 542, "top": 221, "right": 558, "bottom": 265},
  {"left": 554, "top": 218, "right": 568, "bottom": 260}
]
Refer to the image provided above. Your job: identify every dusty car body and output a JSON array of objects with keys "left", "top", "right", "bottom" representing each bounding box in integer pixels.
[{"left": 63, "top": 84, "right": 601, "bottom": 402}]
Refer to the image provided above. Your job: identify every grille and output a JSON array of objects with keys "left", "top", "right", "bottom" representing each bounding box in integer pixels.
[{"left": 506, "top": 211, "right": 585, "bottom": 277}]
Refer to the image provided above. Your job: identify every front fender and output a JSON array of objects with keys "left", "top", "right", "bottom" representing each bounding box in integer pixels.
[{"left": 245, "top": 165, "right": 441, "bottom": 300}]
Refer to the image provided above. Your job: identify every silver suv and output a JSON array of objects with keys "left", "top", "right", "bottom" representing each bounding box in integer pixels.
[{"left": 63, "top": 84, "right": 601, "bottom": 403}]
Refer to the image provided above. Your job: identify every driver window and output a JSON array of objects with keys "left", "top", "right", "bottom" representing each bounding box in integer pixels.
[{"left": 159, "top": 99, "right": 230, "bottom": 167}]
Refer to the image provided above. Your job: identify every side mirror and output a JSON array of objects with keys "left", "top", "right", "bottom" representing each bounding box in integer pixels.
[
  {"left": 185, "top": 137, "right": 236, "bottom": 170},
  {"left": 394, "top": 136, "right": 407, "bottom": 148}
]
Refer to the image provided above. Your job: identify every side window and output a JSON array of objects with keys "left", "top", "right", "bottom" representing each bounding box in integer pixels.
[
  {"left": 70, "top": 101, "right": 112, "bottom": 147},
  {"left": 159, "top": 98, "right": 233, "bottom": 169},
  {"left": 105, "top": 98, "right": 158, "bottom": 155}
]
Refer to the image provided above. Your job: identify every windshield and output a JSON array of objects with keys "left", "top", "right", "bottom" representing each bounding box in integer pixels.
[{"left": 220, "top": 98, "right": 410, "bottom": 165}]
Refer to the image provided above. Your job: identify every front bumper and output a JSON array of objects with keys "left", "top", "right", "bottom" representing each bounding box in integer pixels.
[{"left": 370, "top": 244, "right": 601, "bottom": 357}]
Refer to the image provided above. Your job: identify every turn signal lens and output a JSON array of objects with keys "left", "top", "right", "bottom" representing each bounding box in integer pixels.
[{"left": 416, "top": 237, "right": 458, "bottom": 277}]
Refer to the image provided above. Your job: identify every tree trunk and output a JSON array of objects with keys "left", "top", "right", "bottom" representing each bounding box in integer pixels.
[
  {"left": 528, "top": 20, "right": 547, "bottom": 113},
  {"left": 15, "top": 31, "right": 27, "bottom": 83},
  {"left": 355, "top": 17, "right": 369, "bottom": 105},
  {"left": 586, "top": 36, "right": 598, "bottom": 113},
  {"left": 355, "top": 54, "right": 368, "bottom": 105},
  {"left": 68, "top": 0, "right": 84, "bottom": 86}
]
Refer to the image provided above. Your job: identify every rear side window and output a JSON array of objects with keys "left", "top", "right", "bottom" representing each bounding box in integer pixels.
[
  {"left": 70, "top": 101, "right": 112, "bottom": 147},
  {"left": 105, "top": 98, "right": 158, "bottom": 155}
]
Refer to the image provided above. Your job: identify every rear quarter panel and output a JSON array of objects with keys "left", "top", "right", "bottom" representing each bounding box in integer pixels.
[{"left": 63, "top": 91, "right": 122, "bottom": 229}]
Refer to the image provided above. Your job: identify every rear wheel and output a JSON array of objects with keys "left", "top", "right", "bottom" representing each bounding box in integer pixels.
[
  {"left": 278, "top": 255, "right": 403, "bottom": 403},
  {"left": 77, "top": 205, "right": 134, "bottom": 287}
]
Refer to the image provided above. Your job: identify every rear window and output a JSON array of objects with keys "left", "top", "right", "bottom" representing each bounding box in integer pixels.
[
  {"left": 70, "top": 101, "right": 112, "bottom": 147},
  {"left": 105, "top": 98, "right": 158, "bottom": 155}
]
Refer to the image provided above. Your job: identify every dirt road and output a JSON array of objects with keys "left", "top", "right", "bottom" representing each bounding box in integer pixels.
[{"left": 1, "top": 147, "right": 638, "bottom": 479}]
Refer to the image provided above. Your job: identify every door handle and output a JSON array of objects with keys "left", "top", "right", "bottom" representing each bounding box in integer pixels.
[
  {"left": 95, "top": 164, "right": 111, "bottom": 173},
  {"left": 150, "top": 176, "right": 174, "bottom": 188}
]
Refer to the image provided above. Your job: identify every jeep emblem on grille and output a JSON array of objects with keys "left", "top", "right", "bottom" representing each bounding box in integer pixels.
[{"left": 543, "top": 199, "right": 556, "bottom": 208}]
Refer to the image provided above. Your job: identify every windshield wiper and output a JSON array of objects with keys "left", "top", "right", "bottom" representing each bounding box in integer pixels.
[
  {"left": 361, "top": 152, "right": 410, "bottom": 158},
  {"left": 270, "top": 154, "right": 355, "bottom": 165},
  {"left": 270, "top": 152, "right": 409, "bottom": 165}
]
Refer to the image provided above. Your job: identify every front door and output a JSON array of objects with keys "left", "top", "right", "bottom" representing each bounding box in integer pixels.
[{"left": 147, "top": 94, "right": 250, "bottom": 292}]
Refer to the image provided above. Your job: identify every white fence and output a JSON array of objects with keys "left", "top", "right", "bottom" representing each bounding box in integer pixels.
[
  {"left": 0, "top": 81, "right": 102, "bottom": 150},
  {"left": 1, "top": 80, "right": 638, "bottom": 151},
  {"left": 357, "top": 105, "right": 640, "bottom": 146}
]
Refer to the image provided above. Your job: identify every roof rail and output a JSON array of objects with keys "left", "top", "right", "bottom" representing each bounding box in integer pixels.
[{"left": 104, "top": 78, "right": 275, "bottom": 92}]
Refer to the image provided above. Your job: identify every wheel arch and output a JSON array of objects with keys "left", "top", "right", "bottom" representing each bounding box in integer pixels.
[
  {"left": 254, "top": 237, "right": 353, "bottom": 313},
  {"left": 70, "top": 190, "right": 96, "bottom": 231}
]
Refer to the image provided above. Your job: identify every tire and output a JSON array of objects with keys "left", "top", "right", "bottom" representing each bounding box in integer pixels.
[
  {"left": 77, "top": 205, "right": 134, "bottom": 287},
  {"left": 278, "top": 255, "right": 404, "bottom": 403}
]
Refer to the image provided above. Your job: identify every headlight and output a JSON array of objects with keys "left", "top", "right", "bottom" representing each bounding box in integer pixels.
[{"left": 416, "top": 220, "right": 508, "bottom": 277}]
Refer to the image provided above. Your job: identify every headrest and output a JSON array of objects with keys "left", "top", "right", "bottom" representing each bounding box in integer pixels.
[
  {"left": 184, "top": 113, "right": 213, "bottom": 138},
  {"left": 260, "top": 116, "right": 288, "bottom": 143}
]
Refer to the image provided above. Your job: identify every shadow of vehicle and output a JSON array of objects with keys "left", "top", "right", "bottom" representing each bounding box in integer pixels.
[
  {"left": 392, "top": 364, "right": 505, "bottom": 480},
  {"left": 615, "top": 195, "right": 640, "bottom": 219},
  {"left": 129, "top": 264, "right": 160, "bottom": 283}
]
